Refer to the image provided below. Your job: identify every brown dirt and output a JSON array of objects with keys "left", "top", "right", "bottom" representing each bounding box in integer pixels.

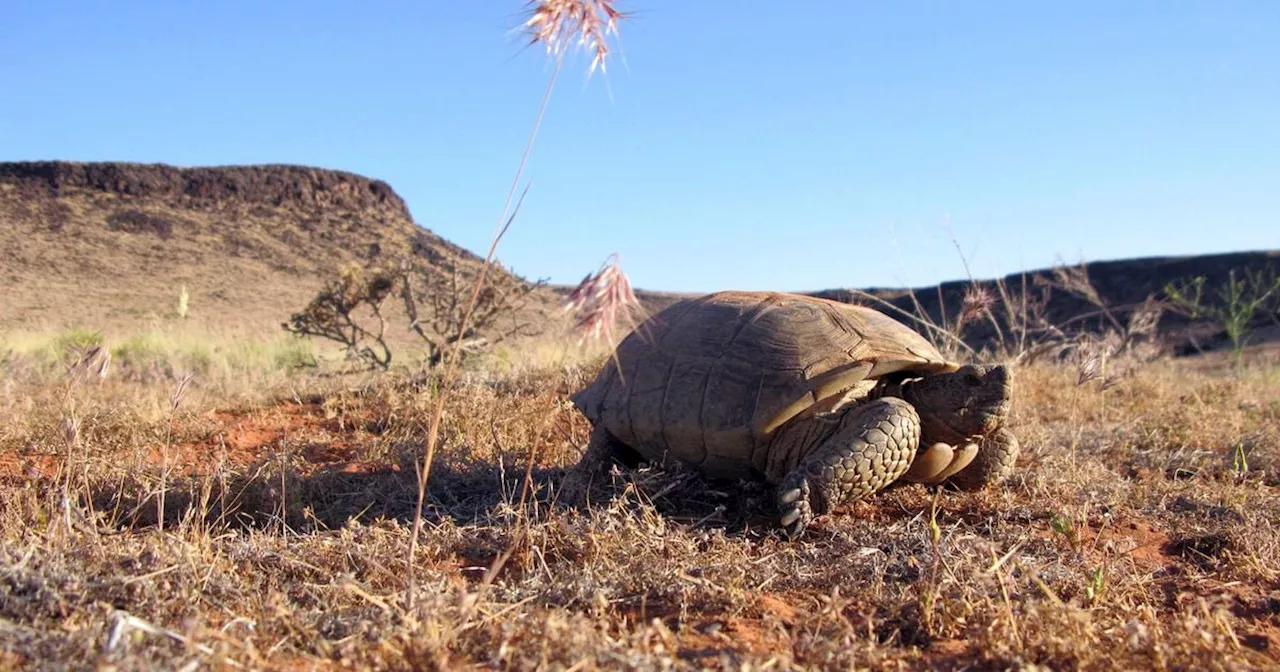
[{"left": 0, "top": 398, "right": 399, "bottom": 482}]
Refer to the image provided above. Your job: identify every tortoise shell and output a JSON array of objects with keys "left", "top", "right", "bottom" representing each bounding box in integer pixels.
[{"left": 570, "top": 290, "right": 959, "bottom": 480}]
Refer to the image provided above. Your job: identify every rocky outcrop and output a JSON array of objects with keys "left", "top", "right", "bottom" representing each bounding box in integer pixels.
[{"left": 0, "top": 161, "right": 410, "bottom": 216}]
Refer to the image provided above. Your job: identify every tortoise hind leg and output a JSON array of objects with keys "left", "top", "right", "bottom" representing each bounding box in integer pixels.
[
  {"left": 945, "top": 426, "right": 1019, "bottom": 491},
  {"left": 776, "top": 397, "right": 920, "bottom": 539},
  {"left": 560, "top": 424, "right": 645, "bottom": 506}
]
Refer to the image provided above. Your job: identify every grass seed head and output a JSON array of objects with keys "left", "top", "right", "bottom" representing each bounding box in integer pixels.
[
  {"left": 521, "top": 0, "right": 629, "bottom": 74},
  {"left": 1127, "top": 299, "right": 1163, "bottom": 339},
  {"left": 1052, "top": 263, "right": 1106, "bottom": 307},
  {"left": 66, "top": 343, "right": 110, "bottom": 384},
  {"left": 958, "top": 283, "right": 997, "bottom": 329},
  {"left": 58, "top": 414, "right": 80, "bottom": 448},
  {"left": 563, "top": 253, "right": 643, "bottom": 345},
  {"left": 170, "top": 372, "right": 194, "bottom": 411}
]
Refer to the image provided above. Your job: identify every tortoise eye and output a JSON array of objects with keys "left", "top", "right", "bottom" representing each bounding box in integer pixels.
[{"left": 964, "top": 374, "right": 984, "bottom": 387}]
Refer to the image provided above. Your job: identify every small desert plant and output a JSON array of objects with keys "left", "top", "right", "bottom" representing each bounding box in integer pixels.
[
  {"left": 268, "top": 337, "right": 318, "bottom": 370},
  {"left": 1164, "top": 268, "right": 1280, "bottom": 367},
  {"left": 282, "top": 262, "right": 399, "bottom": 370},
  {"left": 155, "top": 372, "right": 192, "bottom": 533},
  {"left": 48, "top": 327, "right": 106, "bottom": 362},
  {"left": 176, "top": 284, "right": 189, "bottom": 320},
  {"left": 51, "top": 341, "right": 110, "bottom": 538}
]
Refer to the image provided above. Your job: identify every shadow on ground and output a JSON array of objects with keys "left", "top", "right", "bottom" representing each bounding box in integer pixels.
[{"left": 80, "top": 454, "right": 796, "bottom": 539}]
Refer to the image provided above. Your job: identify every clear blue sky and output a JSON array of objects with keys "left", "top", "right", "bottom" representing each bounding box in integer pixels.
[{"left": 3, "top": 1, "right": 1277, "bottom": 292}]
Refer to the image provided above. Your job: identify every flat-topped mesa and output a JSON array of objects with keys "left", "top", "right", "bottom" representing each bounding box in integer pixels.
[{"left": 0, "top": 161, "right": 411, "bottom": 217}]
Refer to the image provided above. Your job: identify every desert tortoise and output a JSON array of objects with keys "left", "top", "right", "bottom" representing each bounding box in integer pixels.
[{"left": 562, "top": 290, "right": 1018, "bottom": 538}]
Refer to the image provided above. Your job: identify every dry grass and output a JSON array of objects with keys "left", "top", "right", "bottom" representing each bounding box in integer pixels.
[{"left": 2, "top": 327, "right": 1278, "bottom": 670}]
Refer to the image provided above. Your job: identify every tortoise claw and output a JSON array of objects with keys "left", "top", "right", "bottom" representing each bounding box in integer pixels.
[
  {"left": 776, "top": 476, "right": 814, "bottom": 539},
  {"left": 780, "top": 504, "right": 810, "bottom": 539}
]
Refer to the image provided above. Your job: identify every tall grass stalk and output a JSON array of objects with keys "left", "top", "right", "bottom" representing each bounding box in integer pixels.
[
  {"left": 404, "top": 0, "right": 629, "bottom": 611},
  {"left": 157, "top": 373, "right": 192, "bottom": 534}
]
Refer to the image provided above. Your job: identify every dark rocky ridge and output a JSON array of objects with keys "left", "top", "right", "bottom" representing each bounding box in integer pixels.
[{"left": 0, "top": 161, "right": 410, "bottom": 217}]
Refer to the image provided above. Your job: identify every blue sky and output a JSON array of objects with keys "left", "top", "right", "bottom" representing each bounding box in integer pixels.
[{"left": 3, "top": 1, "right": 1277, "bottom": 292}]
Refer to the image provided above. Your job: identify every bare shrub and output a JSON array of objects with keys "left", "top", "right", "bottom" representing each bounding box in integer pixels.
[
  {"left": 282, "top": 262, "right": 399, "bottom": 370},
  {"left": 400, "top": 252, "right": 547, "bottom": 367},
  {"left": 283, "top": 255, "right": 546, "bottom": 371}
]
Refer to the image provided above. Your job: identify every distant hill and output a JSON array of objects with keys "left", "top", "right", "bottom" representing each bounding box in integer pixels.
[
  {"left": 808, "top": 250, "right": 1280, "bottom": 356},
  {"left": 3, "top": 160, "right": 1276, "bottom": 360},
  {"left": 0, "top": 161, "right": 558, "bottom": 342}
]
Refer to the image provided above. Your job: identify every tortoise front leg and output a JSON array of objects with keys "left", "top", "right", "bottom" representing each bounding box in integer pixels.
[
  {"left": 560, "top": 424, "right": 643, "bottom": 506},
  {"left": 776, "top": 397, "right": 920, "bottom": 539},
  {"left": 945, "top": 425, "right": 1020, "bottom": 491}
]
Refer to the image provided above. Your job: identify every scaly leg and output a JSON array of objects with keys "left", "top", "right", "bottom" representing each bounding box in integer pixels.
[
  {"left": 776, "top": 397, "right": 920, "bottom": 539},
  {"left": 560, "top": 424, "right": 642, "bottom": 506},
  {"left": 945, "top": 425, "right": 1020, "bottom": 491}
]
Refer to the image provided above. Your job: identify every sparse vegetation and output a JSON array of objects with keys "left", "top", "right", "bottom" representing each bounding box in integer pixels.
[
  {"left": 1164, "top": 268, "right": 1280, "bottom": 368},
  {"left": 844, "top": 260, "right": 1168, "bottom": 393},
  {"left": 2, "top": 321, "right": 1279, "bottom": 669}
]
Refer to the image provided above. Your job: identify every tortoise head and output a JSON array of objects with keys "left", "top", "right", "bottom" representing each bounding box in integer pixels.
[{"left": 900, "top": 363, "right": 1012, "bottom": 444}]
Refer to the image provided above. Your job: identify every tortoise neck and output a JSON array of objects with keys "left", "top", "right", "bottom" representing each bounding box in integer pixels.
[{"left": 866, "top": 377, "right": 917, "bottom": 403}]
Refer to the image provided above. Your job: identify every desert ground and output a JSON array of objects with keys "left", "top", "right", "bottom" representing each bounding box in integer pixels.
[{"left": 2, "top": 292, "right": 1279, "bottom": 670}]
